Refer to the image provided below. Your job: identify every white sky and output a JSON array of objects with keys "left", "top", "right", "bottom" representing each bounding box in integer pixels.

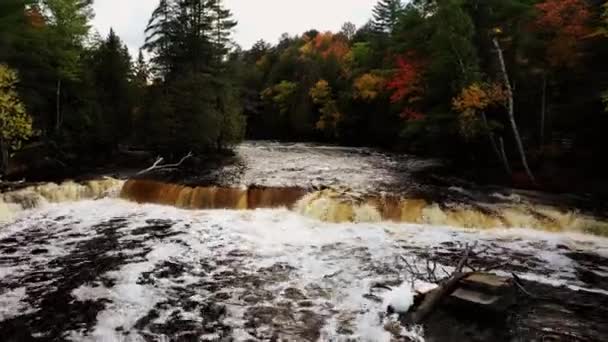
[{"left": 91, "top": 0, "right": 378, "bottom": 56}]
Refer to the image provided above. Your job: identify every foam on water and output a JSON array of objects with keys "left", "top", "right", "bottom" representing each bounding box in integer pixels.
[{"left": 1, "top": 199, "right": 608, "bottom": 341}]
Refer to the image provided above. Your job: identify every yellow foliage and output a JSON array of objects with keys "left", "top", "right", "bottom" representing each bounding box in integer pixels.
[
  {"left": 353, "top": 73, "right": 386, "bottom": 101},
  {"left": 0, "top": 65, "right": 33, "bottom": 151},
  {"left": 310, "top": 80, "right": 341, "bottom": 136},
  {"left": 310, "top": 80, "right": 331, "bottom": 104},
  {"left": 452, "top": 82, "right": 506, "bottom": 139}
]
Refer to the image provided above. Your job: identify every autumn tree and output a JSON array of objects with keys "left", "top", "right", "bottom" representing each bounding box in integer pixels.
[
  {"left": 0, "top": 65, "right": 33, "bottom": 174},
  {"left": 534, "top": 0, "right": 592, "bottom": 68},
  {"left": 452, "top": 82, "right": 512, "bottom": 173},
  {"left": 387, "top": 56, "right": 424, "bottom": 103},
  {"left": 310, "top": 80, "right": 341, "bottom": 138},
  {"left": 354, "top": 73, "right": 386, "bottom": 101},
  {"left": 300, "top": 32, "right": 350, "bottom": 63}
]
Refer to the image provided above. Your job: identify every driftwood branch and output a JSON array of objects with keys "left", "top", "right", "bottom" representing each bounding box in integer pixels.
[
  {"left": 401, "top": 242, "right": 517, "bottom": 324},
  {"left": 137, "top": 152, "right": 194, "bottom": 175},
  {"left": 408, "top": 244, "right": 475, "bottom": 324}
]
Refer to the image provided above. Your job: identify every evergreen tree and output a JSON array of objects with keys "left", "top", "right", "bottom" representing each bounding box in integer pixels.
[
  {"left": 207, "top": 0, "right": 237, "bottom": 60},
  {"left": 143, "top": 0, "right": 244, "bottom": 153},
  {"left": 90, "top": 28, "right": 133, "bottom": 146},
  {"left": 372, "top": 0, "right": 403, "bottom": 34},
  {"left": 134, "top": 50, "right": 149, "bottom": 87}
]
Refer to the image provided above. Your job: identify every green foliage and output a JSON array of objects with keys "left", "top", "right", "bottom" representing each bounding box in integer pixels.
[
  {"left": 0, "top": 65, "right": 33, "bottom": 151},
  {"left": 372, "top": 0, "right": 404, "bottom": 34},
  {"left": 43, "top": 0, "right": 93, "bottom": 82},
  {"left": 261, "top": 81, "right": 297, "bottom": 115},
  {"left": 142, "top": 0, "right": 245, "bottom": 152}
]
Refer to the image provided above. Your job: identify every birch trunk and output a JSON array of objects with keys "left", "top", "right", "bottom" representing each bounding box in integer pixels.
[
  {"left": 55, "top": 79, "right": 62, "bottom": 132},
  {"left": 482, "top": 112, "right": 511, "bottom": 176},
  {"left": 540, "top": 74, "right": 547, "bottom": 147},
  {"left": 492, "top": 38, "right": 535, "bottom": 183}
]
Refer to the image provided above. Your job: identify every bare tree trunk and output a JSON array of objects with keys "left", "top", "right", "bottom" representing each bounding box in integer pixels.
[
  {"left": 55, "top": 79, "right": 62, "bottom": 132},
  {"left": 492, "top": 38, "right": 536, "bottom": 184},
  {"left": 0, "top": 137, "right": 8, "bottom": 177},
  {"left": 498, "top": 137, "right": 512, "bottom": 176},
  {"left": 540, "top": 74, "right": 547, "bottom": 147},
  {"left": 481, "top": 112, "right": 511, "bottom": 176}
]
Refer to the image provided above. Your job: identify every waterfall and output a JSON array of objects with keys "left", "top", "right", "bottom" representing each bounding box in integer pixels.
[
  {"left": 0, "top": 177, "right": 125, "bottom": 222},
  {"left": 119, "top": 179, "right": 307, "bottom": 210},
  {"left": 3, "top": 178, "right": 605, "bottom": 235}
]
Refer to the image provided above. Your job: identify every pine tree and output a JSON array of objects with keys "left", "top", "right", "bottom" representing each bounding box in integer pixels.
[
  {"left": 206, "top": 0, "right": 237, "bottom": 61},
  {"left": 89, "top": 28, "right": 133, "bottom": 146},
  {"left": 134, "top": 50, "right": 149, "bottom": 86},
  {"left": 372, "top": 0, "right": 403, "bottom": 34},
  {"left": 143, "top": 0, "right": 244, "bottom": 153}
]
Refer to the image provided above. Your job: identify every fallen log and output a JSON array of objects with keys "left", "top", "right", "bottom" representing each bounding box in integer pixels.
[{"left": 408, "top": 244, "right": 474, "bottom": 323}]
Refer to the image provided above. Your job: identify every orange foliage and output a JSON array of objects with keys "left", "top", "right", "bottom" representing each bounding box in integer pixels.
[
  {"left": 452, "top": 83, "right": 507, "bottom": 113},
  {"left": 386, "top": 55, "right": 425, "bottom": 104},
  {"left": 300, "top": 32, "right": 350, "bottom": 62},
  {"left": 534, "top": 0, "right": 593, "bottom": 67}
]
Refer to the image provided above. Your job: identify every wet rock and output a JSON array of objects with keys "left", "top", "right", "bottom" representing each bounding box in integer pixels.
[
  {"left": 446, "top": 273, "right": 515, "bottom": 314},
  {"left": 283, "top": 287, "right": 306, "bottom": 300}
]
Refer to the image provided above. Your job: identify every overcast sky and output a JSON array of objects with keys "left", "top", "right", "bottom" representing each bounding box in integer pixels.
[{"left": 91, "top": 0, "right": 378, "bottom": 56}]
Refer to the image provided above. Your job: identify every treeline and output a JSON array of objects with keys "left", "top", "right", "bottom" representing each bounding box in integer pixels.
[
  {"left": 1, "top": 0, "right": 608, "bottom": 184},
  {"left": 0, "top": 0, "right": 244, "bottom": 176},
  {"left": 238, "top": 0, "right": 608, "bottom": 182}
]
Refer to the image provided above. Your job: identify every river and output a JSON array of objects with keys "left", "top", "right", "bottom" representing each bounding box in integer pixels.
[{"left": 0, "top": 142, "right": 607, "bottom": 341}]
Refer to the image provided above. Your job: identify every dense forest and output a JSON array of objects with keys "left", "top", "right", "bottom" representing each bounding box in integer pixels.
[{"left": 1, "top": 0, "right": 608, "bottom": 189}]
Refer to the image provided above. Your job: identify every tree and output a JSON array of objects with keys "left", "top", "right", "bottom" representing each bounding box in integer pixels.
[
  {"left": 143, "top": 0, "right": 244, "bottom": 153},
  {"left": 261, "top": 81, "right": 297, "bottom": 116},
  {"left": 89, "top": 28, "right": 133, "bottom": 146},
  {"left": 387, "top": 55, "right": 424, "bottom": 104},
  {"left": 534, "top": 0, "right": 593, "bottom": 68},
  {"left": 134, "top": 50, "right": 149, "bottom": 87},
  {"left": 41, "top": 0, "right": 93, "bottom": 133},
  {"left": 354, "top": 73, "right": 386, "bottom": 101},
  {"left": 300, "top": 32, "right": 350, "bottom": 62},
  {"left": 372, "top": 0, "right": 403, "bottom": 34},
  {"left": 0, "top": 65, "right": 33, "bottom": 174},
  {"left": 340, "top": 22, "right": 357, "bottom": 41},
  {"left": 493, "top": 37, "right": 535, "bottom": 183},
  {"left": 310, "top": 80, "right": 341, "bottom": 138},
  {"left": 207, "top": 0, "right": 237, "bottom": 60},
  {"left": 453, "top": 82, "right": 511, "bottom": 174}
]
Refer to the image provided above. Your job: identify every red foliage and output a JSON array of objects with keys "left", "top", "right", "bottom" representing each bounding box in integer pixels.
[
  {"left": 386, "top": 55, "right": 424, "bottom": 104},
  {"left": 534, "top": 0, "right": 592, "bottom": 67},
  {"left": 400, "top": 108, "right": 425, "bottom": 121}
]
